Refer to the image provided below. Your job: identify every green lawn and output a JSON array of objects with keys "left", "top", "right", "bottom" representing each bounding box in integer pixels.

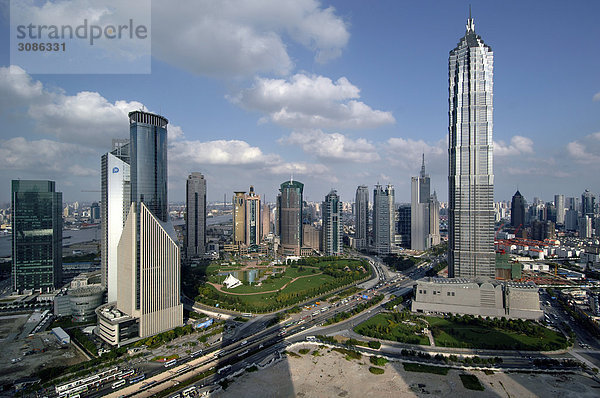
[
  {"left": 197, "top": 257, "right": 370, "bottom": 312},
  {"left": 354, "top": 312, "right": 430, "bottom": 345},
  {"left": 403, "top": 363, "right": 449, "bottom": 375},
  {"left": 426, "top": 316, "right": 568, "bottom": 351}
]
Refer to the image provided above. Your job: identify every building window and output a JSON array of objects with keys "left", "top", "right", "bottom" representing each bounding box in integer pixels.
[
  {"left": 447, "top": 292, "right": 450, "bottom": 296},
  {"left": 423, "top": 290, "right": 426, "bottom": 294}
]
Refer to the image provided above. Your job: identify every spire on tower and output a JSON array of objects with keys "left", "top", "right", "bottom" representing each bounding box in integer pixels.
[
  {"left": 466, "top": 5, "right": 475, "bottom": 32},
  {"left": 420, "top": 153, "right": 426, "bottom": 178}
]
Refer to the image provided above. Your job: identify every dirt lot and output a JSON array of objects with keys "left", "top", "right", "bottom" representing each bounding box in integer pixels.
[
  {"left": 0, "top": 313, "right": 88, "bottom": 389},
  {"left": 212, "top": 344, "right": 600, "bottom": 398}
]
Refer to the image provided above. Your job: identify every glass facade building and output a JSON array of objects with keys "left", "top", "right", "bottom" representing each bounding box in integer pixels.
[
  {"left": 129, "top": 111, "right": 169, "bottom": 223},
  {"left": 322, "top": 190, "right": 342, "bottom": 256},
  {"left": 185, "top": 172, "right": 207, "bottom": 258},
  {"left": 278, "top": 179, "right": 304, "bottom": 255},
  {"left": 354, "top": 185, "right": 369, "bottom": 250},
  {"left": 373, "top": 184, "right": 394, "bottom": 255},
  {"left": 12, "top": 180, "right": 62, "bottom": 293},
  {"left": 448, "top": 15, "right": 495, "bottom": 278}
]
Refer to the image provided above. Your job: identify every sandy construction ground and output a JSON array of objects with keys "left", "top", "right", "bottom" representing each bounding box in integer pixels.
[{"left": 212, "top": 344, "right": 600, "bottom": 398}]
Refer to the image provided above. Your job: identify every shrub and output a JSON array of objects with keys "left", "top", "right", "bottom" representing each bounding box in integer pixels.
[
  {"left": 369, "top": 366, "right": 385, "bottom": 375},
  {"left": 370, "top": 356, "right": 388, "bottom": 366}
]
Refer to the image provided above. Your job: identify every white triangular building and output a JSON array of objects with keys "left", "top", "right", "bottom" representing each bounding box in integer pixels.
[{"left": 223, "top": 273, "right": 242, "bottom": 289}]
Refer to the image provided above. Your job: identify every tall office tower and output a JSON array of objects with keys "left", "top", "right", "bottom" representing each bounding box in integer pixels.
[
  {"left": 322, "top": 190, "right": 342, "bottom": 256},
  {"left": 373, "top": 184, "right": 394, "bottom": 255},
  {"left": 261, "top": 203, "right": 271, "bottom": 239},
  {"left": 565, "top": 209, "right": 578, "bottom": 231},
  {"left": 101, "top": 139, "right": 131, "bottom": 301},
  {"left": 277, "top": 179, "right": 304, "bottom": 255},
  {"left": 510, "top": 190, "right": 525, "bottom": 229},
  {"left": 411, "top": 155, "right": 431, "bottom": 251},
  {"left": 245, "top": 186, "right": 261, "bottom": 246},
  {"left": 12, "top": 180, "right": 62, "bottom": 293},
  {"left": 582, "top": 189, "right": 596, "bottom": 217},
  {"left": 544, "top": 202, "right": 556, "bottom": 223},
  {"left": 354, "top": 185, "right": 369, "bottom": 250},
  {"left": 428, "top": 191, "right": 441, "bottom": 247},
  {"left": 448, "top": 13, "right": 495, "bottom": 279},
  {"left": 554, "top": 194, "right": 565, "bottom": 225},
  {"left": 579, "top": 215, "right": 593, "bottom": 239},
  {"left": 397, "top": 204, "right": 411, "bottom": 248},
  {"left": 90, "top": 202, "right": 100, "bottom": 223},
  {"left": 185, "top": 172, "right": 206, "bottom": 258},
  {"left": 232, "top": 191, "right": 246, "bottom": 246},
  {"left": 116, "top": 111, "right": 182, "bottom": 338}
]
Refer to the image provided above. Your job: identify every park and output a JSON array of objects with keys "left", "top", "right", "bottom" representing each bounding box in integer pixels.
[{"left": 193, "top": 257, "right": 371, "bottom": 313}]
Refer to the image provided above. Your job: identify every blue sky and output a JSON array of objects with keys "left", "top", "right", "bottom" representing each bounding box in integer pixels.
[{"left": 0, "top": 0, "right": 599, "bottom": 205}]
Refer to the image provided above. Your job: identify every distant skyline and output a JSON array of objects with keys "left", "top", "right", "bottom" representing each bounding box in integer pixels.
[{"left": 0, "top": 1, "right": 599, "bottom": 204}]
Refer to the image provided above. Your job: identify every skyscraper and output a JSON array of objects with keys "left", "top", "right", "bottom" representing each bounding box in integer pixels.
[
  {"left": 411, "top": 155, "right": 431, "bottom": 251},
  {"left": 373, "top": 184, "right": 394, "bottom": 255},
  {"left": 232, "top": 191, "right": 246, "bottom": 246},
  {"left": 428, "top": 191, "right": 441, "bottom": 247},
  {"left": 277, "top": 179, "right": 304, "bottom": 255},
  {"left": 448, "top": 13, "right": 495, "bottom": 279},
  {"left": 511, "top": 190, "right": 525, "bottom": 229},
  {"left": 186, "top": 172, "right": 206, "bottom": 258},
  {"left": 322, "top": 190, "right": 342, "bottom": 256},
  {"left": 582, "top": 189, "right": 596, "bottom": 217},
  {"left": 232, "top": 187, "right": 262, "bottom": 248},
  {"left": 396, "top": 204, "right": 411, "bottom": 248},
  {"left": 12, "top": 180, "right": 62, "bottom": 293},
  {"left": 101, "top": 139, "right": 130, "bottom": 302},
  {"left": 244, "top": 186, "right": 261, "bottom": 247},
  {"left": 354, "top": 185, "right": 369, "bottom": 250},
  {"left": 105, "top": 111, "right": 182, "bottom": 341},
  {"left": 554, "top": 194, "right": 565, "bottom": 225}
]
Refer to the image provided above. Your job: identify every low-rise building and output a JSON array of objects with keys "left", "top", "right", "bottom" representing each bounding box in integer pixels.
[{"left": 411, "top": 277, "right": 542, "bottom": 320}]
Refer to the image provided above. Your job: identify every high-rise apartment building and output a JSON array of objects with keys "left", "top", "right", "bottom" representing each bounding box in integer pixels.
[
  {"left": 448, "top": 14, "right": 495, "bottom": 279},
  {"left": 511, "top": 190, "right": 525, "bottom": 229},
  {"left": 322, "top": 190, "right": 342, "bottom": 256},
  {"left": 101, "top": 139, "right": 130, "bottom": 302},
  {"left": 98, "top": 111, "right": 182, "bottom": 345},
  {"left": 186, "top": 173, "right": 206, "bottom": 258},
  {"left": 411, "top": 155, "right": 431, "bottom": 251},
  {"left": 277, "top": 179, "right": 304, "bottom": 255},
  {"left": 373, "top": 184, "right": 394, "bottom": 255},
  {"left": 12, "top": 180, "right": 62, "bottom": 293},
  {"left": 354, "top": 185, "right": 369, "bottom": 250},
  {"left": 554, "top": 194, "right": 565, "bottom": 225}
]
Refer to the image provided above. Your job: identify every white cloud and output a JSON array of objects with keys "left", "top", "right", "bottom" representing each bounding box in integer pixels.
[
  {"left": 0, "top": 137, "right": 96, "bottom": 175},
  {"left": 494, "top": 135, "right": 534, "bottom": 157},
  {"left": 385, "top": 137, "right": 446, "bottom": 171},
  {"left": 152, "top": 0, "right": 349, "bottom": 77},
  {"left": 566, "top": 132, "right": 600, "bottom": 163},
  {"left": 268, "top": 161, "right": 332, "bottom": 178},
  {"left": 170, "top": 139, "right": 280, "bottom": 166},
  {"left": 0, "top": 66, "right": 182, "bottom": 147},
  {"left": 593, "top": 92, "right": 600, "bottom": 102},
  {"left": 231, "top": 74, "right": 394, "bottom": 129},
  {"left": 280, "top": 129, "right": 379, "bottom": 162}
]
